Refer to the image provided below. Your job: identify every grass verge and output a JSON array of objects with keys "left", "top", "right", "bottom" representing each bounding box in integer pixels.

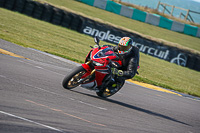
[{"left": 0, "top": 8, "right": 200, "bottom": 97}]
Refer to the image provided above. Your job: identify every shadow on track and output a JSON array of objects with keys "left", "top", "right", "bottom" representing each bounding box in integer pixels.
[{"left": 71, "top": 90, "right": 191, "bottom": 126}]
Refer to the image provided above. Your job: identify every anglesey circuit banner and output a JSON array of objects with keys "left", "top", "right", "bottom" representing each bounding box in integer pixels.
[
  {"left": 132, "top": 41, "right": 188, "bottom": 67},
  {"left": 81, "top": 20, "right": 188, "bottom": 67},
  {"left": 1, "top": 0, "right": 198, "bottom": 71}
]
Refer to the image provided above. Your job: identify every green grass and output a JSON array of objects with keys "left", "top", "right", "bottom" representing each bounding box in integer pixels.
[
  {"left": 0, "top": 8, "right": 200, "bottom": 97},
  {"left": 42, "top": 0, "right": 200, "bottom": 53}
]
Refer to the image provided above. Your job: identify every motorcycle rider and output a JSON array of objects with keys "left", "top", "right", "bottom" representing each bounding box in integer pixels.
[
  {"left": 112, "top": 37, "right": 140, "bottom": 81},
  {"left": 82, "top": 37, "right": 139, "bottom": 90}
]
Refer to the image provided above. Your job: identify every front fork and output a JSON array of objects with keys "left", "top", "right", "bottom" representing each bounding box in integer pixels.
[{"left": 78, "top": 61, "right": 95, "bottom": 83}]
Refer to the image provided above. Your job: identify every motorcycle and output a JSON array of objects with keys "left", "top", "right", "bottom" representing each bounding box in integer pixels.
[{"left": 62, "top": 37, "right": 125, "bottom": 98}]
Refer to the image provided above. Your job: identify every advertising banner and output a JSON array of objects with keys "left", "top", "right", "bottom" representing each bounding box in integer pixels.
[{"left": 81, "top": 20, "right": 188, "bottom": 67}]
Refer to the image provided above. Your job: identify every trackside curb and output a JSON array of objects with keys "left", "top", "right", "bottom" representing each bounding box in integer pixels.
[{"left": 0, "top": 48, "right": 30, "bottom": 60}]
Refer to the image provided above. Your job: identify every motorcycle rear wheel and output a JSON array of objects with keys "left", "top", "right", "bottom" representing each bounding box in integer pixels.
[
  {"left": 62, "top": 66, "right": 86, "bottom": 89},
  {"left": 96, "top": 80, "right": 125, "bottom": 98}
]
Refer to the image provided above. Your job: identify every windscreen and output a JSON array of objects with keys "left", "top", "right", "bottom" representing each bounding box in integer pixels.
[{"left": 97, "top": 48, "right": 115, "bottom": 57}]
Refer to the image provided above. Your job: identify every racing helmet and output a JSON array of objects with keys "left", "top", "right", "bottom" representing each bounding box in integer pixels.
[{"left": 118, "top": 37, "right": 133, "bottom": 54}]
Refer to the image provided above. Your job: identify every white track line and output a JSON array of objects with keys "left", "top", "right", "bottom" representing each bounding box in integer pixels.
[
  {"left": 0, "top": 111, "right": 65, "bottom": 133},
  {"left": 0, "top": 75, "right": 107, "bottom": 111}
]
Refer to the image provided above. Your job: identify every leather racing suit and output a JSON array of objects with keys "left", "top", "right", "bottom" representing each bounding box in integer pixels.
[{"left": 113, "top": 45, "right": 140, "bottom": 79}]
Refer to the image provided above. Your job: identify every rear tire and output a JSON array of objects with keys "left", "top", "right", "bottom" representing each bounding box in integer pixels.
[
  {"left": 62, "top": 66, "right": 86, "bottom": 89},
  {"left": 96, "top": 79, "right": 125, "bottom": 98}
]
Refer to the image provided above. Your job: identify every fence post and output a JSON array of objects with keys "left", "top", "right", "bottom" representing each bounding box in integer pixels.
[
  {"left": 185, "top": 9, "right": 190, "bottom": 21},
  {"left": 171, "top": 5, "right": 175, "bottom": 16},
  {"left": 156, "top": 1, "right": 160, "bottom": 11}
]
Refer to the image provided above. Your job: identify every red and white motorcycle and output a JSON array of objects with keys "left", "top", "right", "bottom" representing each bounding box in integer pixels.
[{"left": 62, "top": 37, "right": 124, "bottom": 98}]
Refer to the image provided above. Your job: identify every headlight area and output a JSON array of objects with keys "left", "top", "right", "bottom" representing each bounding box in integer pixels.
[{"left": 93, "top": 61, "right": 104, "bottom": 66}]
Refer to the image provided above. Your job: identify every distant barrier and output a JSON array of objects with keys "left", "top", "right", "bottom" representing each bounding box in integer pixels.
[
  {"left": 79, "top": 0, "right": 200, "bottom": 38},
  {"left": 156, "top": 1, "right": 200, "bottom": 24},
  {"left": 0, "top": 0, "right": 199, "bottom": 71}
]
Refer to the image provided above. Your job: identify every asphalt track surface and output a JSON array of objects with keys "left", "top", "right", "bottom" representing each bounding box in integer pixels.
[{"left": 0, "top": 39, "right": 200, "bottom": 133}]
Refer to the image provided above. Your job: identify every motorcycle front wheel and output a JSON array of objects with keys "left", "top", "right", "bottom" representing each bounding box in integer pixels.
[
  {"left": 96, "top": 80, "right": 125, "bottom": 98},
  {"left": 62, "top": 66, "right": 86, "bottom": 89}
]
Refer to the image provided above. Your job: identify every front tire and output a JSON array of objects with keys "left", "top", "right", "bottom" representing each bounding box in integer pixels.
[{"left": 62, "top": 66, "right": 86, "bottom": 89}]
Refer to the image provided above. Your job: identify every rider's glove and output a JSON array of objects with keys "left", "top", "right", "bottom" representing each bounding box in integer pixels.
[{"left": 111, "top": 68, "right": 123, "bottom": 76}]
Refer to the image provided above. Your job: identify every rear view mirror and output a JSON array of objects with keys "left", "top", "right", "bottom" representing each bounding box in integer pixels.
[{"left": 94, "top": 36, "right": 100, "bottom": 45}]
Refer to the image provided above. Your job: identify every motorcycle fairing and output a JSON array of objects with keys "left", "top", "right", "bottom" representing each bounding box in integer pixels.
[
  {"left": 94, "top": 70, "right": 107, "bottom": 86},
  {"left": 80, "top": 80, "right": 98, "bottom": 90},
  {"left": 81, "top": 45, "right": 122, "bottom": 87}
]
